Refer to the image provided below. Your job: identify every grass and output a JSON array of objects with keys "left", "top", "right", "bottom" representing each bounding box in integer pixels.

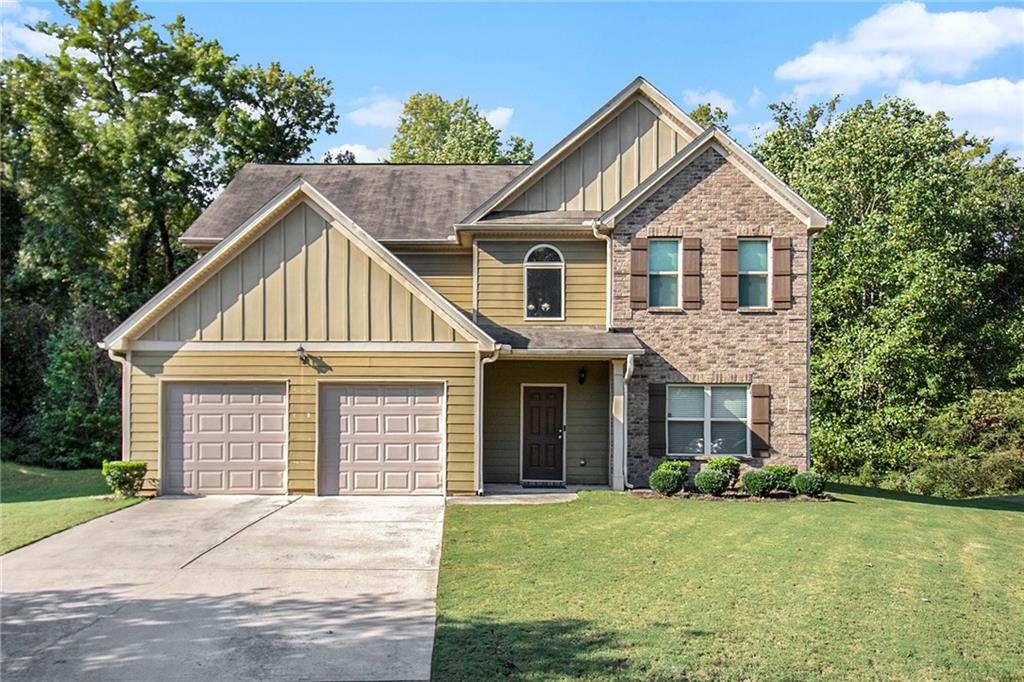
[
  {"left": 1, "top": 462, "right": 143, "bottom": 554},
  {"left": 433, "top": 486, "right": 1024, "bottom": 681}
]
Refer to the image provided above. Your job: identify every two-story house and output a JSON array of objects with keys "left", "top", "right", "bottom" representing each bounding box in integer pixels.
[{"left": 100, "top": 77, "right": 827, "bottom": 496}]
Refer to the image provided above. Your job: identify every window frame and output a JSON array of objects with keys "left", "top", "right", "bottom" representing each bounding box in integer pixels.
[
  {"left": 738, "top": 237, "right": 772, "bottom": 310},
  {"left": 647, "top": 237, "right": 682, "bottom": 309},
  {"left": 523, "top": 243, "right": 566, "bottom": 321},
  {"left": 665, "top": 384, "right": 751, "bottom": 458}
]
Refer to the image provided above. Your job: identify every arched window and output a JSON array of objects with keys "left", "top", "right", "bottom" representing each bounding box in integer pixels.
[{"left": 523, "top": 244, "right": 565, "bottom": 320}]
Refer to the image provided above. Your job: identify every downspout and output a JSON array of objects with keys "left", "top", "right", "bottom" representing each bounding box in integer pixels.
[
  {"left": 476, "top": 345, "right": 504, "bottom": 495},
  {"left": 106, "top": 347, "right": 131, "bottom": 461},
  {"left": 623, "top": 352, "right": 636, "bottom": 489},
  {"left": 806, "top": 232, "right": 817, "bottom": 471},
  {"left": 589, "top": 220, "right": 613, "bottom": 331}
]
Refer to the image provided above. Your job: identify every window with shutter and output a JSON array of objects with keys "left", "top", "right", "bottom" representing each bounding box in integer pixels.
[
  {"left": 720, "top": 237, "right": 738, "bottom": 310},
  {"left": 630, "top": 236, "right": 648, "bottom": 309},
  {"left": 665, "top": 385, "right": 750, "bottom": 457},
  {"left": 682, "top": 237, "right": 702, "bottom": 309},
  {"left": 750, "top": 384, "right": 771, "bottom": 456},
  {"left": 773, "top": 237, "right": 792, "bottom": 310},
  {"left": 648, "top": 383, "right": 666, "bottom": 457}
]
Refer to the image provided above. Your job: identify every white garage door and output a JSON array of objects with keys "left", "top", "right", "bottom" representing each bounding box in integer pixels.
[
  {"left": 163, "top": 383, "right": 287, "bottom": 495},
  {"left": 318, "top": 383, "right": 444, "bottom": 495}
]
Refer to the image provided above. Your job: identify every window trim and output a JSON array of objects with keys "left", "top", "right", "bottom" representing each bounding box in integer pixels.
[
  {"left": 738, "top": 237, "right": 772, "bottom": 310},
  {"left": 647, "top": 237, "right": 682, "bottom": 309},
  {"left": 665, "top": 384, "right": 751, "bottom": 458},
  {"left": 523, "top": 243, "right": 566, "bottom": 321}
]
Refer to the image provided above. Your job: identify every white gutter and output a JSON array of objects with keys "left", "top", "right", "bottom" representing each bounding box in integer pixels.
[
  {"left": 588, "top": 219, "right": 613, "bottom": 331},
  {"left": 106, "top": 349, "right": 131, "bottom": 461},
  {"left": 475, "top": 346, "right": 505, "bottom": 494},
  {"left": 623, "top": 353, "right": 635, "bottom": 489}
]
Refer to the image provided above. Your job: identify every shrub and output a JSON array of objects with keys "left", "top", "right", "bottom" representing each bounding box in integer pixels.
[
  {"left": 649, "top": 468, "right": 685, "bottom": 496},
  {"left": 791, "top": 471, "right": 825, "bottom": 496},
  {"left": 102, "top": 461, "right": 148, "bottom": 498},
  {"left": 656, "top": 459, "right": 689, "bottom": 473},
  {"left": 906, "top": 452, "right": 1024, "bottom": 499},
  {"left": 763, "top": 465, "right": 798, "bottom": 492},
  {"left": 741, "top": 469, "right": 774, "bottom": 497},
  {"left": 705, "top": 457, "right": 741, "bottom": 485},
  {"left": 693, "top": 469, "right": 730, "bottom": 496}
]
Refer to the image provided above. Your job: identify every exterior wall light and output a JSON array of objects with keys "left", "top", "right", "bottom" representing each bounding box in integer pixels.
[
  {"left": 296, "top": 345, "right": 309, "bottom": 366},
  {"left": 578, "top": 367, "right": 587, "bottom": 385}
]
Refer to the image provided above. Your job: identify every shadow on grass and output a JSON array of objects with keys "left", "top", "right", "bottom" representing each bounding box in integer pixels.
[
  {"left": 0, "top": 466, "right": 110, "bottom": 503},
  {"left": 828, "top": 483, "right": 1024, "bottom": 512},
  {"left": 432, "top": 615, "right": 648, "bottom": 680}
]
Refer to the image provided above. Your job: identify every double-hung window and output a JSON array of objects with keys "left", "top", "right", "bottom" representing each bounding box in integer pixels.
[
  {"left": 666, "top": 385, "right": 749, "bottom": 456},
  {"left": 738, "top": 238, "right": 770, "bottom": 308},
  {"left": 648, "top": 238, "right": 680, "bottom": 308},
  {"left": 524, "top": 244, "right": 565, "bottom": 319}
]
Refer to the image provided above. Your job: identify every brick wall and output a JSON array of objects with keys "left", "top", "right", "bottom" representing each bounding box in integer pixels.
[{"left": 613, "top": 147, "right": 810, "bottom": 486}]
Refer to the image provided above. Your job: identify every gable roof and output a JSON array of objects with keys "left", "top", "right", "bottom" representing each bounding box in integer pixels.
[
  {"left": 103, "top": 179, "right": 498, "bottom": 351},
  {"left": 180, "top": 164, "right": 523, "bottom": 247},
  {"left": 457, "top": 76, "right": 706, "bottom": 226},
  {"left": 598, "top": 126, "right": 829, "bottom": 231}
]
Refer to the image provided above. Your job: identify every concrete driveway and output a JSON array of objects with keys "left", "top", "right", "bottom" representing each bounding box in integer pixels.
[{"left": 2, "top": 495, "right": 445, "bottom": 682}]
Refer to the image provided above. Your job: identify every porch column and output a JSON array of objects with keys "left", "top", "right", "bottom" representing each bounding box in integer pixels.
[{"left": 611, "top": 359, "right": 626, "bottom": 490}]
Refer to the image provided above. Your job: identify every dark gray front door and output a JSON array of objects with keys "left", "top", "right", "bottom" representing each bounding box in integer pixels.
[{"left": 522, "top": 386, "right": 564, "bottom": 481}]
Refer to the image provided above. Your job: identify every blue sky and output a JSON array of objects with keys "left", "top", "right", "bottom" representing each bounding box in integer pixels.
[{"left": 4, "top": 1, "right": 1023, "bottom": 160}]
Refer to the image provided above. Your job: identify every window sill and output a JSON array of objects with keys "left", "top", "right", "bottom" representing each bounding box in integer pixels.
[
  {"left": 647, "top": 307, "right": 685, "bottom": 314},
  {"left": 664, "top": 454, "right": 754, "bottom": 461},
  {"left": 737, "top": 307, "right": 775, "bottom": 314}
]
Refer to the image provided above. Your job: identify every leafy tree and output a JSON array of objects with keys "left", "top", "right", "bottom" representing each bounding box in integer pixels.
[
  {"left": 322, "top": 148, "right": 357, "bottom": 164},
  {"left": 754, "top": 97, "right": 1024, "bottom": 478},
  {"left": 389, "top": 92, "right": 533, "bottom": 164},
  {"left": 688, "top": 102, "right": 731, "bottom": 132}
]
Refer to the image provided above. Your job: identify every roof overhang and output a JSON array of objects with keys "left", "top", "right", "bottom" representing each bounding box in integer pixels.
[
  {"left": 102, "top": 179, "right": 497, "bottom": 352},
  {"left": 598, "top": 126, "right": 829, "bottom": 233},
  {"left": 458, "top": 76, "right": 705, "bottom": 227}
]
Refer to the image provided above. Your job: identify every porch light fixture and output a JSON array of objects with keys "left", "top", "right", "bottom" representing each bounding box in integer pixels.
[
  {"left": 578, "top": 367, "right": 587, "bottom": 385},
  {"left": 296, "top": 345, "right": 309, "bottom": 366}
]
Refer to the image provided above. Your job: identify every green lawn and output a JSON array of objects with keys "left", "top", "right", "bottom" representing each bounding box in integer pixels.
[
  {"left": 1, "top": 462, "right": 143, "bottom": 554},
  {"left": 434, "top": 486, "right": 1024, "bottom": 681}
]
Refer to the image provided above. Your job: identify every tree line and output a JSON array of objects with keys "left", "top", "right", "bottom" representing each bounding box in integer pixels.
[{"left": 2, "top": 0, "right": 1021, "bottom": 495}]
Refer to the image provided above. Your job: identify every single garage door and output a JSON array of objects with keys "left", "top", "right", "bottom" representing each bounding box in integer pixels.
[
  {"left": 163, "top": 383, "right": 287, "bottom": 495},
  {"left": 318, "top": 383, "right": 444, "bottom": 495}
]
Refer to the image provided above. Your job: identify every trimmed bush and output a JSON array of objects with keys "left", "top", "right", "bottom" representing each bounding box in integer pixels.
[
  {"left": 656, "top": 459, "right": 689, "bottom": 473},
  {"left": 102, "top": 461, "right": 147, "bottom": 498},
  {"left": 791, "top": 471, "right": 825, "bottom": 496},
  {"left": 705, "top": 457, "right": 741, "bottom": 485},
  {"left": 741, "top": 469, "right": 774, "bottom": 497},
  {"left": 694, "top": 469, "right": 730, "bottom": 496},
  {"left": 763, "top": 465, "right": 798, "bottom": 492},
  {"left": 649, "top": 468, "right": 685, "bottom": 496}
]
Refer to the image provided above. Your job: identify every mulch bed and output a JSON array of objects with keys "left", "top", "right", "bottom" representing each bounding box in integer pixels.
[{"left": 629, "top": 489, "right": 831, "bottom": 503}]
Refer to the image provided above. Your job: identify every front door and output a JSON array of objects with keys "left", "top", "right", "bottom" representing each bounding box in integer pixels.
[{"left": 522, "top": 385, "right": 564, "bottom": 482}]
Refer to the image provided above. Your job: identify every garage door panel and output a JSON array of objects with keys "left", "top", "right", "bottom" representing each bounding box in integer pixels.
[
  {"left": 163, "top": 383, "right": 287, "bottom": 495},
  {"left": 319, "top": 383, "right": 444, "bottom": 495}
]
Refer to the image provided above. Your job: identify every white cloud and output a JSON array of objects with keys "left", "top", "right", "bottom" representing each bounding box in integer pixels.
[
  {"left": 682, "top": 88, "right": 737, "bottom": 114},
  {"left": 324, "top": 143, "right": 389, "bottom": 163},
  {"left": 483, "top": 106, "right": 514, "bottom": 130},
  {"left": 747, "top": 88, "right": 764, "bottom": 109},
  {"left": 1, "top": 1, "right": 59, "bottom": 58},
  {"left": 4, "top": 1, "right": 48, "bottom": 23},
  {"left": 346, "top": 95, "right": 403, "bottom": 128},
  {"left": 776, "top": 2, "right": 1024, "bottom": 97},
  {"left": 897, "top": 78, "right": 1024, "bottom": 149}
]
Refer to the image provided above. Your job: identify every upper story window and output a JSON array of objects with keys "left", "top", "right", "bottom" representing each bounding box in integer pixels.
[
  {"left": 738, "top": 238, "right": 770, "bottom": 308},
  {"left": 648, "top": 238, "right": 680, "bottom": 308},
  {"left": 524, "top": 245, "right": 564, "bottom": 320},
  {"left": 667, "top": 385, "right": 749, "bottom": 457}
]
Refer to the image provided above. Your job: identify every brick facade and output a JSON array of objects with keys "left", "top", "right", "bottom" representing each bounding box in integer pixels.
[{"left": 613, "top": 148, "right": 810, "bottom": 486}]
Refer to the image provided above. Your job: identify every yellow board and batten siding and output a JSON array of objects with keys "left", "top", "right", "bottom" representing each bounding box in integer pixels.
[
  {"left": 139, "top": 204, "right": 463, "bottom": 344},
  {"left": 501, "top": 98, "right": 692, "bottom": 213},
  {"left": 128, "top": 202, "right": 480, "bottom": 495},
  {"left": 128, "top": 352, "right": 477, "bottom": 495},
  {"left": 476, "top": 240, "right": 606, "bottom": 326}
]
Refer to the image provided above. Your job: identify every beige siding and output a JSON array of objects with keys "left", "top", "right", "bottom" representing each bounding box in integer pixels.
[
  {"left": 482, "top": 360, "right": 609, "bottom": 485},
  {"left": 138, "top": 203, "right": 464, "bottom": 343},
  {"left": 503, "top": 97, "right": 692, "bottom": 212},
  {"left": 128, "top": 351, "right": 478, "bottom": 495},
  {"left": 476, "top": 240, "right": 606, "bottom": 325},
  {"left": 396, "top": 253, "right": 473, "bottom": 314}
]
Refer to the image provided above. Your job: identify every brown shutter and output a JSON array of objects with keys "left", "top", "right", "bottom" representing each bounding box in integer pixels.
[
  {"left": 682, "top": 237, "right": 702, "bottom": 310},
  {"left": 720, "top": 237, "right": 738, "bottom": 310},
  {"left": 630, "top": 236, "right": 648, "bottom": 309},
  {"left": 648, "top": 383, "right": 666, "bottom": 457},
  {"left": 773, "top": 237, "right": 792, "bottom": 310},
  {"left": 750, "top": 384, "right": 771, "bottom": 457}
]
